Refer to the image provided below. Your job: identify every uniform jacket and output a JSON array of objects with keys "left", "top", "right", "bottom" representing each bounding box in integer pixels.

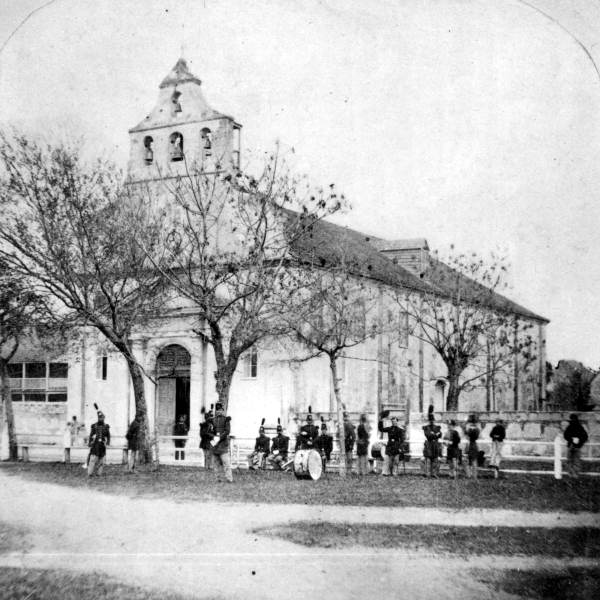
[
  {"left": 343, "top": 421, "right": 356, "bottom": 453},
  {"left": 89, "top": 421, "right": 110, "bottom": 457},
  {"left": 125, "top": 420, "right": 139, "bottom": 451},
  {"left": 315, "top": 433, "right": 333, "bottom": 460},
  {"left": 296, "top": 423, "right": 319, "bottom": 450},
  {"left": 254, "top": 434, "right": 270, "bottom": 453},
  {"left": 212, "top": 413, "right": 230, "bottom": 455},
  {"left": 270, "top": 434, "right": 290, "bottom": 457},
  {"left": 564, "top": 422, "right": 588, "bottom": 449},
  {"left": 378, "top": 421, "right": 405, "bottom": 456},
  {"left": 490, "top": 424, "right": 506, "bottom": 443},
  {"left": 356, "top": 423, "right": 369, "bottom": 456},
  {"left": 199, "top": 420, "right": 213, "bottom": 450},
  {"left": 173, "top": 421, "right": 189, "bottom": 448}
]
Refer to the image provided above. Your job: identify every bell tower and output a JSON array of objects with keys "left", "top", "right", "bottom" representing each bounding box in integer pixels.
[{"left": 127, "top": 58, "right": 242, "bottom": 183}]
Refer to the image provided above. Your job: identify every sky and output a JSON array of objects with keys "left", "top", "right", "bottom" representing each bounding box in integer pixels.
[{"left": 0, "top": 0, "right": 599, "bottom": 367}]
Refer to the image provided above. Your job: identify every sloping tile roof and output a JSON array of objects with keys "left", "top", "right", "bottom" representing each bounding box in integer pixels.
[{"left": 286, "top": 212, "right": 548, "bottom": 323}]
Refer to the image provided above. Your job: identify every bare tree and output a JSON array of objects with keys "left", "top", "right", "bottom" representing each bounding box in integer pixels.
[
  {"left": 401, "top": 249, "right": 537, "bottom": 411},
  {"left": 143, "top": 152, "right": 343, "bottom": 411},
  {"left": 285, "top": 241, "right": 391, "bottom": 478},
  {"left": 0, "top": 132, "right": 167, "bottom": 459}
]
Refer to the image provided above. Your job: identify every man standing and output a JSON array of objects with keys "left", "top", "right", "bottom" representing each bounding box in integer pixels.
[
  {"left": 342, "top": 412, "right": 356, "bottom": 474},
  {"left": 315, "top": 421, "right": 333, "bottom": 472},
  {"left": 88, "top": 411, "right": 110, "bottom": 477},
  {"left": 378, "top": 414, "right": 405, "bottom": 476},
  {"left": 199, "top": 406, "right": 214, "bottom": 470},
  {"left": 248, "top": 420, "right": 270, "bottom": 470},
  {"left": 211, "top": 402, "right": 233, "bottom": 483},
  {"left": 268, "top": 421, "right": 290, "bottom": 470},
  {"left": 125, "top": 418, "right": 139, "bottom": 473},
  {"left": 443, "top": 420, "right": 461, "bottom": 479},
  {"left": 173, "top": 415, "right": 189, "bottom": 461},
  {"left": 564, "top": 414, "right": 589, "bottom": 479},
  {"left": 356, "top": 414, "right": 370, "bottom": 476},
  {"left": 423, "top": 409, "right": 442, "bottom": 478},
  {"left": 489, "top": 419, "right": 506, "bottom": 479}
]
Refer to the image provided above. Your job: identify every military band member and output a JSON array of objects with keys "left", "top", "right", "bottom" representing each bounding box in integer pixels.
[
  {"left": 342, "top": 412, "right": 356, "bottom": 473},
  {"left": 378, "top": 413, "right": 405, "bottom": 476},
  {"left": 173, "top": 415, "right": 189, "bottom": 461},
  {"left": 199, "top": 405, "right": 214, "bottom": 470},
  {"left": 443, "top": 420, "right": 461, "bottom": 479},
  {"left": 465, "top": 414, "right": 480, "bottom": 479},
  {"left": 211, "top": 402, "right": 233, "bottom": 482},
  {"left": 315, "top": 421, "right": 333, "bottom": 471},
  {"left": 356, "top": 414, "right": 370, "bottom": 476},
  {"left": 295, "top": 409, "right": 319, "bottom": 450},
  {"left": 268, "top": 421, "right": 290, "bottom": 470},
  {"left": 248, "top": 419, "right": 270, "bottom": 470},
  {"left": 125, "top": 418, "right": 140, "bottom": 473},
  {"left": 423, "top": 407, "right": 442, "bottom": 478},
  {"left": 88, "top": 410, "right": 110, "bottom": 477}
]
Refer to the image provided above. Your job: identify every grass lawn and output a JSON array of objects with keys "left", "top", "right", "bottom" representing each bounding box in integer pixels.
[
  {"left": 474, "top": 567, "right": 600, "bottom": 600},
  {"left": 252, "top": 521, "right": 600, "bottom": 556},
  {"left": 0, "top": 568, "right": 216, "bottom": 600},
  {"left": 2, "top": 461, "right": 599, "bottom": 512}
]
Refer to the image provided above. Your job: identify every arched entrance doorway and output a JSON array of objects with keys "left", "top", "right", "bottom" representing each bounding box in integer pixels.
[{"left": 156, "top": 344, "right": 191, "bottom": 435}]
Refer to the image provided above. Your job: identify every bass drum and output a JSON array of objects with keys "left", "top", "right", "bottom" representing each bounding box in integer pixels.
[
  {"left": 371, "top": 442, "right": 386, "bottom": 460},
  {"left": 293, "top": 449, "right": 323, "bottom": 481}
]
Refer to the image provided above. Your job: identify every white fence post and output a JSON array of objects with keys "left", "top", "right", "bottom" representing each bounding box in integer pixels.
[{"left": 554, "top": 435, "right": 562, "bottom": 480}]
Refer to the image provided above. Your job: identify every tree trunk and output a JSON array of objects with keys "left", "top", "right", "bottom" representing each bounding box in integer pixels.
[
  {"left": 0, "top": 359, "right": 18, "bottom": 460},
  {"left": 215, "top": 366, "right": 234, "bottom": 412},
  {"left": 329, "top": 355, "right": 346, "bottom": 479},
  {"left": 124, "top": 355, "right": 152, "bottom": 463},
  {"left": 446, "top": 374, "right": 461, "bottom": 412}
]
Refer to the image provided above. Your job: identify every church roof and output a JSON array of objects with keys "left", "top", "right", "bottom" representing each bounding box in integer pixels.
[{"left": 286, "top": 213, "right": 548, "bottom": 323}]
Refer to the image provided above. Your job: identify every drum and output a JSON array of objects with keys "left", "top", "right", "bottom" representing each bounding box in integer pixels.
[
  {"left": 371, "top": 442, "right": 386, "bottom": 460},
  {"left": 293, "top": 449, "right": 322, "bottom": 480}
]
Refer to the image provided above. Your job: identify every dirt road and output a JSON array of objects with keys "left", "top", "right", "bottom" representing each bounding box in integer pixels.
[{"left": 0, "top": 470, "right": 597, "bottom": 599}]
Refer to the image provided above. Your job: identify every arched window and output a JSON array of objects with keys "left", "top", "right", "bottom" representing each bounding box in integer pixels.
[
  {"left": 143, "top": 136, "right": 154, "bottom": 164},
  {"left": 201, "top": 127, "right": 212, "bottom": 157},
  {"left": 169, "top": 132, "right": 184, "bottom": 161},
  {"left": 171, "top": 90, "right": 182, "bottom": 113}
]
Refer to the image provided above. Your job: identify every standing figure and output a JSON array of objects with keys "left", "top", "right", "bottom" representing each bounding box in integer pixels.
[
  {"left": 489, "top": 419, "right": 506, "bottom": 479},
  {"left": 248, "top": 419, "right": 270, "bottom": 470},
  {"left": 211, "top": 402, "right": 233, "bottom": 483},
  {"left": 88, "top": 411, "right": 110, "bottom": 477},
  {"left": 315, "top": 420, "right": 333, "bottom": 472},
  {"left": 125, "top": 418, "right": 140, "bottom": 473},
  {"left": 443, "top": 420, "right": 461, "bottom": 479},
  {"left": 378, "top": 413, "right": 405, "bottom": 476},
  {"left": 173, "top": 415, "right": 189, "bottom": 461},
  {"left": 422, "top": 407, "right": 442, "bottom": 478},
  {"left": 564, "top": 414, "right": 589, "bottom": 479},
  {"left": 199, "top": 405, "right": 214, "bottom": 470},
  {"left": 356, "top": 414, "right": 370, "bottom": 476},
  {"left": 342, "top": 412, "right": 356, "bottom": 474},
  {"left": 295, "top": 409, "right": 319, "bottom": 450},
  {"left": 465, "top": 414, "right": 480, "bottom": 479},
  {"left": 268, "top": 419, "right": 290, "bottom": 470}
]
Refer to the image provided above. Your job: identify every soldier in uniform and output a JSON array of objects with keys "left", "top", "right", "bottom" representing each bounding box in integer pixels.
[
  {"left": 210, "top": 402, "right": 233, "bottom": 482},
  {"left": 356, "top": 414, "right": 370, "bottom": 476},
  {"left": 199, "top": 405, "right": 214, "bottom": 470},
  {"left": 88, "top": 410, "right": 110, "bottom": 477},
  {"left": 378, "top": 413, "right": 405, "bottom": 476},
  {"left": 268, "top": 420, "right": 290, "bottom": 470},
  {"left": 423, "top": 406, "right": 442, "bottom": 478},
  {"left": 315, "top": 420, "right": 333, "bottom": 471},
  {"left": 443, "top": 419, "right": 461, "bottom": 479},
  {"left": 295, "top": 409, "right": 319, "bottom": 450},
  {"left": 464, "top": 414, "right": 481, "bottom": 479},
  {"left": 489, "top": 418, "right": 506, "bottom": 478},
  {"left": 248, "top": 419, "right": 270, "bottom": 470},
  {"left": 342, "top": 412, "right": 356, "bottom": 473}
]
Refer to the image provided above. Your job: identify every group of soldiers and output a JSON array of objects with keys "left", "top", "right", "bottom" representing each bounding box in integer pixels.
[{"left": 82, "top": 403, "right": 590, "bottom": 481}]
